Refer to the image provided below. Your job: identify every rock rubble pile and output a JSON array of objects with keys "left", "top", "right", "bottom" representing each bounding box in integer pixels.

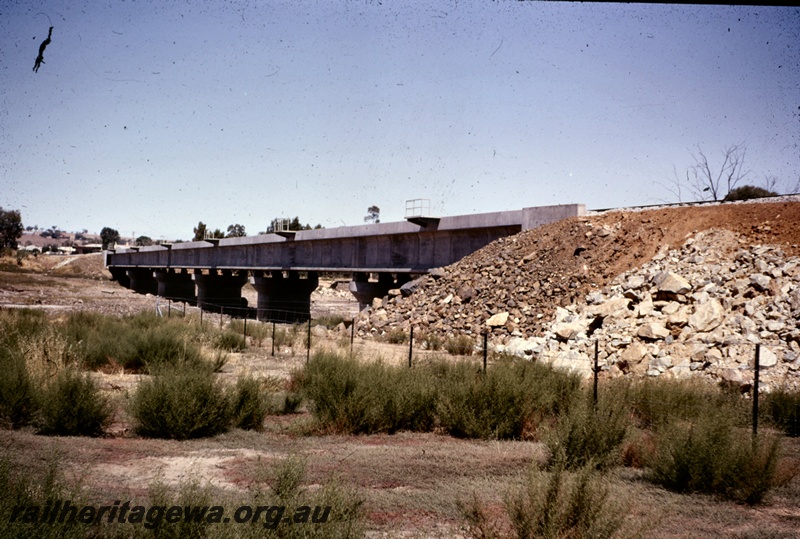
[{"left": 498, "top": 229, "right": 800, "bottom": 390}]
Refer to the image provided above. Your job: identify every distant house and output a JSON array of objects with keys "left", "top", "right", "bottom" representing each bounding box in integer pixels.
[{"left": 75, "top": 243, "right": 103, "bottom": 254}]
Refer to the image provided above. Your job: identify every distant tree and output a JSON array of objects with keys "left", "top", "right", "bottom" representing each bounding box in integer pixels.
[
  {"left": 226, "top": 223, "right": 246, "bottom": 237},
  {"left": 723, "top": 185, "right": 777, "bottom": 202},
  {"left": 210, "top": 228, "right": 224, "bottom": 239},
  {"left": 0, "top": 207, "right": 23, "bottom": 250},
  {"left": 669, "top": 144, "right": 749, "bottom": 202},
  {"left": 135, "top": 235, "right": 154, "bottom": 246},
  {"left": 100, "top": 227, "right": 120, "bottom": 249},
  {"left": 193, "top": 221, "right": 208, "bottom": 241},
  {"left": 364, "top": 205, "right": 380, "bottom": 224}
]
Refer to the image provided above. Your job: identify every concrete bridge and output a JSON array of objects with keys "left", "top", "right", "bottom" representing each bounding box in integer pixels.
[{"left": 105, "top": 203, "right": 584, "bottom": 321}]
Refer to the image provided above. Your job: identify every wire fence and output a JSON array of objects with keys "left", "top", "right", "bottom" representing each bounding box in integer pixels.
[{"left": 150, "top": 294, "right": 799, "bottom": 437}]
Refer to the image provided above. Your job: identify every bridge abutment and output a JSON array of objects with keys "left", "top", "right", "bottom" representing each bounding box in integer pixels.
[
  {"left": 154, "top": 269, "right": 196, "bottom": 304},
  {"left": 193, "top": 270, "right": 248, "bottom": 313},
  {"left": 349, "top": 272, "right": 411, "bottom": 310},
  {"left": 126, "top": 268, "right": 158, "bottom": 295},
  {"left": 250, "top": 271, "right": 319, "bottom": 323}
]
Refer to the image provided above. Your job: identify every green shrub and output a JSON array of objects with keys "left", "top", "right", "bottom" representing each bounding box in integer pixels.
[
  {"left": 61, "top": 311, "right": 208, "bottom": 372},
  {"left": 620, "top": 377, "right": 744, "bottom": 428},
  {"left": 418, "top": 331, "right": 443, "bottom": 351},
  {"left": 445, "top": 335, "right": 474, "bottom": 355},
  {"left": 0, "top": 352, "right": 37, "bottom": 428},
  {"left": 544, "top": 392, "right": 630, "bottom": 470},
  {"left": 381, "top": 327, "right": 407, "bottom": 344},
  {"left": 216, "top": 329, "right": 247, "bottom": 352},
  {"left": 37, "top": 367, "right": 111, "bottom": 437},
  {"left": 0, "top": 451, "right": 91, "bottom": 539},
  {"left": 272, "top": 325, "right": 298, "bottom": 349},
  {"left": 763, "top": 389, "right": 800, "bottom": 437},
  {"left": 228, "top": 318, "right": 270, "bottom": 346},
  {"left": 461, "top": 463, "right": 631, "bottom": 539},
  {"left": 437, "top": 359, "right": 581, "bottom": 440},
  {"left": 298, "top": 351, "right": 436, "bottom": 434},
  {"left": 249, "top": 454, "right": 365, "bottom": 539},
  {"left": 230, "top": 376, "right": 268, "bottom": 430},
  {"left": 130, "top": 364, "right": 232, "bottom": 440},
  {"left": 647, "top": 411, "right": 782, "bottom": 504},
  {"left": 314, "top": 315, "right": 348, "bottom": 329}
]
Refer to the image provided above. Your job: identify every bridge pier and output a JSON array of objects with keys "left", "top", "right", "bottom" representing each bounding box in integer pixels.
[
  {"left": 126, "top": 268, "right": 158, "bottom": 295},
  {"left": 154, "top": 269, "right": 196, "bottom": 304},
  {"left": 193, "top": 270, "right": 248, "bottom": 314},
  {"left": 349, "top": 272, "right": 411, "bottom": 310},
  {"left": 250, "top": 271, "right": 319, "bottom": 323},
  {"left": 109, "top": 267, "right": 130, "bottom": 288}
]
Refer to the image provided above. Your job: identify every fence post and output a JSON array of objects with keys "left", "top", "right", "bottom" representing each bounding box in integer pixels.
[
  {"left": 200, "top": 306, "right": 203, "bottom": 328},
  {"left": 307, "top": 318, "right": 311, "bottom": 363},
  {"left": 182, "top": 301, "right": 186, "bottom": 318},
  {"left": 220, "top": 307, "right": 224, "bottom": 329},
  {"left": 271, "top": 321, "right": 276, "bottom": 357},
  {"left": 408, "top": 327, "right": 414, "bottom": 368},
  {"left": 350, "top": 318, "right": 355, "bottom": 355},
  {"left": 593, "top": 340, "right": 599, "bottom": 408},
  {"left": 753, "top": 343, "right": 760, "bottom": 439},
  {"left": 168, "top": 299, "right": 171, "bottom": 318},
  {"left": 483, "top": 332, "right": 488, "bottom": 374}
]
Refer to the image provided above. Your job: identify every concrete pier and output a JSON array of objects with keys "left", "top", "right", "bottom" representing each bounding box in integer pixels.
[
  {"left": 154, "top": 269, "right": 196, "bottom": 304},
  {"left": 126, "top": 268, "right": 158, "bottom": 295},
  {"left": 250, "top": 271, "right": 319, "bottom": 323},
  {"left": 192, "top": 270, "right": 248, "bottom": 313},
  {"left": 108, "top": 266, "right": 131, "bottom": 288},
  {"left": 349, "top": 272, "right": 412, "bottom": 310}
]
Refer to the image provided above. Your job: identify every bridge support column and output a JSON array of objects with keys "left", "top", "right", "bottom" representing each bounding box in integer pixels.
[
  {"left": 126, "top": 268, "right": 158, "bottom": 295},
  {"left": 192, "top": 270, "right": 248, "bottom": 313},
  {"left": 109, "top": 267, "right": 130, "bottom": 288},
  {"left": 250, "top": 271, "right": 319, "bottom": 323},
  {"left": 154, "top": 269, "right": 196, "bottom": 304},
  {"left": 348, "top": 273, "right": 411, "bottom": 310}
]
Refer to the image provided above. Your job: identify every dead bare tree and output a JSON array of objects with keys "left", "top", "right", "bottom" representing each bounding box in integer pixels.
[{"left": 687, "top": 143, "right": 750, "bottom": 201}]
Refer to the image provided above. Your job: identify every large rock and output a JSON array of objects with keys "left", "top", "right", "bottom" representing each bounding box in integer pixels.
[
  {"left": 758, "top": 346, "right": 778, "bottom": 369},
  {"left": 553, "top": 322, "right": 584, "bottom": 342},
  {"left": 688, "top": 299, "right": 725, "bottom": 332},
  {"left": 638, "top": 322, "right": 670, "bottom": 340},
  {"left": 589, "top": 297, "right": 631, "bottom": 318},
  {"left": 654, "top": 271, "right": 692, "bottom": 295},
  {"left": 486, "top": 311, "right": 509, "bottom": 327}
]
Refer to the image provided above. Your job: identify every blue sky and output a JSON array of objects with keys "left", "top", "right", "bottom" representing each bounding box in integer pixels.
[{"left": 2, "top": 1, "right": 798, "bottom": 241}]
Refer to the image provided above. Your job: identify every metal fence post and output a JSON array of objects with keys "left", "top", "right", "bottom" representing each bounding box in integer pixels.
[
  {"left": 307, "top": 318, "right": 311, "bottom": 363},
  {"left": 220, "top": 307, "right": 224, "bottom": 329},
  {"left": 168, "top": 299, "right": 171, "bottom": 318},
  {"left": 593, "top": 340, "right": 599, "bottom": 408},
  {"left": 408, "top": 327, "right": 414, "bottom": 368},
  {"left": 483, "top": 332, "right": 488, "bottom": 374},
  {"left": 753, "top": 343, "right": 760, "bottom": 439},
  {"left": 271, "top": 321, "right": 276, "bottom": 357},
  {"left": 350, "top": 318, "right": 355, "bottom": 355}
]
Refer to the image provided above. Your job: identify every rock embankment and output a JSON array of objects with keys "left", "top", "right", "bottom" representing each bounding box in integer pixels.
[
  {"left": 354, "top": 201, "right": 800, "bottom": 388},
  {"left": 498, "top": 229, "right": 800, "bottom": 390}
]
